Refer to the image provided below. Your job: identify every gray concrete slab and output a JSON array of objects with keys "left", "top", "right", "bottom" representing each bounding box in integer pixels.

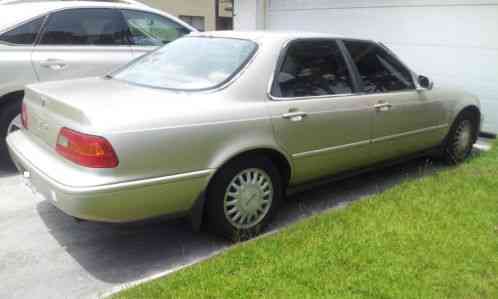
[{"left": 0, "top": 141, "right": 492, "bottom": 299}]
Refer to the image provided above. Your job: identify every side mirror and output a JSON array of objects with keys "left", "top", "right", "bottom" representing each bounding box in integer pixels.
[{"left": 418, "top": 75, "right": 433, "bottom": 90}]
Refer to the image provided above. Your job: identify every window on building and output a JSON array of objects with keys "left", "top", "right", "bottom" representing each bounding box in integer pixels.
[
  {"left": 343, "top": 40, "right": 415, "bottom": 93},
  {"left": 272, "top": 40, "right": 354, "bottom": 98},
  {"left": 0, "top": 17, "right": 44, "bottom": 45},
  {"left": 179, "top": 15, "right": 206, "bottom": 32},
  {"left": 40, "top": 8, "right": 129, "bottom": 46}
]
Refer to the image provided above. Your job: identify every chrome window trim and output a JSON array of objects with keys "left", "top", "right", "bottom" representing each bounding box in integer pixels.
[
  {"left": 266, "top": 37, "right": 361, "bottom": 102},
  {"left": 265, "top": 38, "right": 424, "bottom": 102},
  {"left": 332, "top": 39, "right": 423, "bottom": 96},
  {"left": 378, "top": 41, "right": 425, "bottom": 91},
  {"left": 269, "top": 92, "right": 358, "bottom": 102}
]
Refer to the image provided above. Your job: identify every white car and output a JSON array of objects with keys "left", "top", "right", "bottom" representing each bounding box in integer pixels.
[{"left": 0, "top": 0, "right": 195, "bottom": 160}]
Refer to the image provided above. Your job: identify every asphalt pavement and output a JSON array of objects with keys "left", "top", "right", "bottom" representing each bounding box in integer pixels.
[{"left": 0, "top": 139, "right": 492, "bottom": 299}]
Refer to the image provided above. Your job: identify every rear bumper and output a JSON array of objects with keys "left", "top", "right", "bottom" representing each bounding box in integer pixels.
[{"left": 7, "top": 131, "right": 214, "bottom": 223}]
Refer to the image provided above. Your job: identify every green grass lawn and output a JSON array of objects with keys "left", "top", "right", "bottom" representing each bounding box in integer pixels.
[{"left": 114, "top": 142, "right": 498, "bottom": 299}]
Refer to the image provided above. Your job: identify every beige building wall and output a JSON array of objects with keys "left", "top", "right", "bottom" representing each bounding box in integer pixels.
[
  {"left": 218, "top": 0, "right": 233, "bottom": 18},
  {"left": 142, "top": 0, "right": 216, "bottom": 31}
]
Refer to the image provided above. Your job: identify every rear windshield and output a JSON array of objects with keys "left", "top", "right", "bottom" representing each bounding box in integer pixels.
[{"left": 113, "top": 37, "right": 258, "bottom": 91}]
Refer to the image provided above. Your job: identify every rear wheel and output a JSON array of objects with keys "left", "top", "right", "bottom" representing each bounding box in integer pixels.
[
  {"left": 0, "top": 100, "right": 22, "bottom": 162},
  {"left": 443, "top": 111, "right": 478, "bottom": 164},
  {"left": 206, "top": 157, "right": 282, "bottom": 241}
]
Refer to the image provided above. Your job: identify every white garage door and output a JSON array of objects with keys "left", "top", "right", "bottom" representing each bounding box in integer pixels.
[{"left": 266, "top": 0, "right": 498, "bottom": 133}]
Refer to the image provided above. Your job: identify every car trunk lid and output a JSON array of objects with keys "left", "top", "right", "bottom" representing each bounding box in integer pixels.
[
  {"left": 22, "top": 87, "right": 91, "bottom": 150},
  {"left": 23, "top": 77, "right": 224, "bottom": 148}
]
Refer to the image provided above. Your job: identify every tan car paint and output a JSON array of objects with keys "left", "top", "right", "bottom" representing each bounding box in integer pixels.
[{"left": 7, "top": 31, "right": 480, "bottom": 223}]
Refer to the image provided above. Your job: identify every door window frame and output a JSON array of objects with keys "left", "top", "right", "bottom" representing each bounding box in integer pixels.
[
  {"left": 0, "top": 14, "right": 48, "bottom": 47},
  {"left": 35, "top": 7, "right": 134, "bottom": 47},
  {"left": 268, "top": 38, "right": 363, "bottom": 101},
  {"left": 339, "top": 38, "right": 419, "bottom": 94}
]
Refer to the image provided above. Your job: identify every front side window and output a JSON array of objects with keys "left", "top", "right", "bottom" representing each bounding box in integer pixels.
[
  {"left": 113, "top": 37, "right": 257, "bottom": 90},
  {"left": 122, "top": 10, "right": 191, "bottom": 46},
  {"left": 0, "top": 17, "right": 44, "bottom": 45},
  {"left": 273, "top": 40, "right": 354, "bottom": 98},
  {"left": 40, "top": 8, "right": 128, "bottom": 46},
  {"left": 343, "top": 40, "right": 415, "bottom": 93}
]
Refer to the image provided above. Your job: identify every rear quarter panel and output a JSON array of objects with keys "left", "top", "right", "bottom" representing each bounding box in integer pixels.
[{"left": 99, "top": 36, "right": 290, "bottom": 183}]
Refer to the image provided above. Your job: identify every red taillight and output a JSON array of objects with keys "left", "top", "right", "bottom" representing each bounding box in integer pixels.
[
  {"left": 21, "top": 102, "right": 28, "bottom": 129},
  {"left": 56, "top": 128, "right": 119, "bottom": 168}
]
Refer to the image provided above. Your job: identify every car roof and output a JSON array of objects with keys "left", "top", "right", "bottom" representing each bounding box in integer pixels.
[
  {"left": 0, "top": 1, "right": 193, "bottom": 33},
  {"left": 191, "top": 30, "right": 376, "bottom": 44}
]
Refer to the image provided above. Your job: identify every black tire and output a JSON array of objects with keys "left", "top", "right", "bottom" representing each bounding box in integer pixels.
[
  {"left": 0, "top": 99, "right": 21, "bottom": 163},
  {"left": 206, "top": 156, "right": 283, "bottom": 241},
  {"left": 442, "top": 111, "right": 478, "bottom": 165}
]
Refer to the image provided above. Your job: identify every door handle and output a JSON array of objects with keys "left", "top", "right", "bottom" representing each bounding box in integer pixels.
[
  {"left": 282, "top": 111, "right": 307, "bottom": 122},
  {"left": 373, "top": 102, "right": 392, "bottom": 112},
  {"left": 40, "top": 59, "right": 67, "bottom": 71}
]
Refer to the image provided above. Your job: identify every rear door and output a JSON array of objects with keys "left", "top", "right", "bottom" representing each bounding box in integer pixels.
[
  {"left": 342, "top": 40, "right": 446, "bottom": 162},
  {"left": 120, "top": 9, "right": 192, "bottom": 59},
  {"left": 31, "top": 8, "right": 133, "bottom": 82},
  {"left": 268, "top": 39, "right": 375, "bottom": 184}
]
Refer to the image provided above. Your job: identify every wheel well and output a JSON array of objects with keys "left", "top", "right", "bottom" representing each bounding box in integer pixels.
[
  {"left": 193, "top": 148, "right": 292, "bottom": 230},
  {"left": 213, "top": 149, "right": 292, "bottom": 188},
  {"left": 0, "top": 91, "right": 24, "bottom": 107},
  {"left": 453, "top": 105, "right": 481, "bottom": 142}
]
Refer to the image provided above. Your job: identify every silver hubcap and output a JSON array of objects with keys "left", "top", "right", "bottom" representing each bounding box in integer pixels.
[
  {"left": 224, "top": 168, "right": 274, "bottom": 230},
  {"left": 7, "top": 114, "right": 22, "bottom": 134},
  {"left": 453, "top": 120, "right": 473, "bottom": 159}
]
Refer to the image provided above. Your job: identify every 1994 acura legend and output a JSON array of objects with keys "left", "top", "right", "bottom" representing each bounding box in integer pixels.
[{"left": 7, "top": 31, "right": 481, "bottom": 240}]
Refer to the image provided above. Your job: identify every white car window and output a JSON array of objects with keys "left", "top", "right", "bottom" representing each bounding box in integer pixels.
[
  {"left": 0, "top": 17, "right": 44, "bottom": 45},
  {"left": 122, "top": 10, "right": 191, "bottom": 46},
  {"left": 40, "top": 8, "right": 129, "bottom": 46},
  {"left": 113, "top": 37, "right": 257, "bottom": 90}
]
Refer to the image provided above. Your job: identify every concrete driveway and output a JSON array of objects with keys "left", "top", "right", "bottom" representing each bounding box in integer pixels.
[{"left": 0, "top": 140, "right": 491, "bottom": 299}]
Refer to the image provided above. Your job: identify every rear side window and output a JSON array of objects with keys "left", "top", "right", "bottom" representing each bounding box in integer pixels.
[
  {"left": 343, "top": 40, "right": 415, "bottom": 93},
  {"left": 0, "top": 17, "right": 44, "bottom": 45},
  {"left": 122, "top": 10, "right": 191, "bottom": 46},
  {"left": 272, "top": 40, "right": 354, "bottom": 98},
  {"left": 40, "top": 8, "right": 129, "bottom": 46}
]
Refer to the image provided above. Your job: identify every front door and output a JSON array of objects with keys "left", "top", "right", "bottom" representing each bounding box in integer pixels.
[
  {"left": 342, "top": 40, "right": 446, "bottom": 162},
  {"left": 268, "top": 39, "right": 375, "bottom": 184},
  {"left": 32, "top": 8, "right": 133, "bottom": 82}
]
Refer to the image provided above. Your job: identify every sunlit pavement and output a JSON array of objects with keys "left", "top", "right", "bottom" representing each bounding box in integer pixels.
[{"left": 0, "top": 139, "right": 492, "bottom": 299}]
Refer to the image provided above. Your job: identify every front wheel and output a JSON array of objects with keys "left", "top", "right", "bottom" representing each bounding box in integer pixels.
[
  {"left": 206, "top": 157, "right": 283, "bottom": 241},
  {"left": 443, "top": 112, "right": 478, "bottom": 164}
]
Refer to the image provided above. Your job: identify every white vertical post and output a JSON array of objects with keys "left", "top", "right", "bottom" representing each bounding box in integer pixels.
[{"left": 234, "top": 0, "right": 266, "bottom": 30}]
